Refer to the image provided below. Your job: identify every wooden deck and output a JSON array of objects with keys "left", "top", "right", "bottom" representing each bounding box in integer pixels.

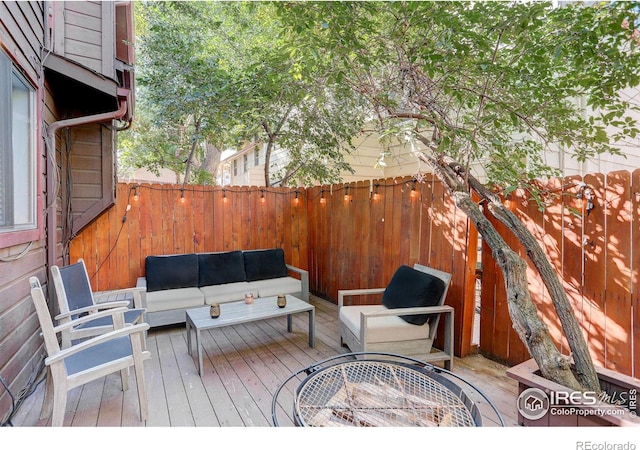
[{"left": 9, "top": 295, "right": 520, "bottom": 427}]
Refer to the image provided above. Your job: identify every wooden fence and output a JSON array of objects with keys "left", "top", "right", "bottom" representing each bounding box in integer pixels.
[
  {"left": 69, "top": 171, "right": 640, "bottom": 375},
  {"left": 70, "top": 177, "right": 479, "bottom": 357},
  {"left": 306, "top": 175, "right": 478, "bottom": 356},
  {"left": 69, "top": 183, "right": 309, "bottom": 291},
  {"left": 480, "top": 169, "right": 640, "bottom": 378}
]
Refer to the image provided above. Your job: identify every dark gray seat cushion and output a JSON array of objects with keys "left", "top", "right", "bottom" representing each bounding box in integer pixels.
[
  {"left": 243, "top": 249, "right": 288, "bottom": 282},
  {"left": 145, "top": 254, "right": 199, "bottom": 292},
  {"left": 198, "top": 251, "right": 246, "bottom": 287},
  {"left": 382, "top": 265, "right": 446, "bottom": 326}
]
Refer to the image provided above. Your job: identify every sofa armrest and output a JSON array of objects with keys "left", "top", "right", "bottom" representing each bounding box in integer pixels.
[
  {"left": 286, "top": 264, "right": 309, "bottom": 302},
  {"left": 94, "top": 286, "right": 145, "bottom": 310},
  {"left": 135, "top": 277, "right": 149, "bottom": 309},
  {"left": 337, "top": 288, "right": 386, "bottom": 310}
]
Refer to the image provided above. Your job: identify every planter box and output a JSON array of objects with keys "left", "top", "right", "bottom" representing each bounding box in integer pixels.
[{"left": 506, "top": 358, "right": 640, "bottom": 427}]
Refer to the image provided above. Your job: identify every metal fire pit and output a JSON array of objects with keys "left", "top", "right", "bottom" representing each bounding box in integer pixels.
[{"left": 272, "top": 352, "right": 505, "bottom": 427}]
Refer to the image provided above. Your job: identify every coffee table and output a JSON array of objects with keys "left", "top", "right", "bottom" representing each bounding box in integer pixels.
[{"left": 185, "top": 294, "right": 315, "bottom": 376}]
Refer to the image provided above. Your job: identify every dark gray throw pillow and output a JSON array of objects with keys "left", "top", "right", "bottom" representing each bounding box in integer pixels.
[
  {"left": 243, "top": 248, "right": 288, "bottom": 281},
  {"left": 381, "top": 265, "right": 447, "bottom": 326},
  {"left": 198, "top": 251, "right": 246, "bottom": 287},
  {"left": 145, "top": 254, "right": 199, "bottom": 292}
]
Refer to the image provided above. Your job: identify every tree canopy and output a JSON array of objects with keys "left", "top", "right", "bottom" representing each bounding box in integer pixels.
[
  {"left": 120, "top": 0, "right": 640, "bottom": 390},
  {"left": 275, "top": 0, "right": 640, "bottom": 391},
  {"left": 121, "top": 1, "right": 367, "bottom": 186},
  {"left": 277, "top": 1, "right": 639, "bottom": 196}
]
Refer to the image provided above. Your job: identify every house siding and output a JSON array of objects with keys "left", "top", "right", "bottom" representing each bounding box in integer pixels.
[
  {"left": 53, "top": 0, "right": 115, "bottom": 78},
  {"left": 0, "top": 0, "right": 47, "bottom": 425},
  {"left": 0, "top": 0, "right": 131, "bottom": 424}
]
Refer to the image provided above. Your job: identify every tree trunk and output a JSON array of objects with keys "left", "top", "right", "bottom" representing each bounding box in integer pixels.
[
  {"left": 419, "top": 153, "right": 589, "bottom": 391},
  {"left": 451, "top": 163, "right": 601, "bottom": 392},
  {"left": 263, "top": 137, "right": 275, "bottom": 187},
  {"left": 201, "top": 141, "right": 223, "bottom": 183},
  {"left": 183, "top": 122, "right": 200, "bottom": 186}
]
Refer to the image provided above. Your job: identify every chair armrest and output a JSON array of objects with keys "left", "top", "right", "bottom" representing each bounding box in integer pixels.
[
  {"left": 53, "top": 306, "right": 130, "bottom": 334},
  {"left": 286, "top": 264, "right": 309, "bottom": 302},
  {"left": 45, "top": 322, "right": 151, "bottom": 366},
  {"left": 54, "top": 301, "right": 131, "bottom": 321},
  {"left": 359, "top": 304, "right": 454, "bottom": 319},
  {"left": 337, "top": 288, "right": 386, "bottom": 309}
]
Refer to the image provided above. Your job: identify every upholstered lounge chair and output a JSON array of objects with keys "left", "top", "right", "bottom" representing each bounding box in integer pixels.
[{"left": 338, "top": 263, "right": 454, "bottom": 369}]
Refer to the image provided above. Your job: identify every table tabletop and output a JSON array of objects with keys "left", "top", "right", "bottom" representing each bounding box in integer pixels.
[{"left": 186, "top": 294, "right": 313, "bottom": 330}]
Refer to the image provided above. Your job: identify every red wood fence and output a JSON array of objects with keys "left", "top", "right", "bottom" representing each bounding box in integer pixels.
[
  {"left": 69, "top": 170, "right": 640, "bottom": 376},
  {"left": 306, "top": 175, "right": 478, "bottom": 356},
  {"left": 70, "top": 177, "right": 479, "bottom": 357},
  {"left": 69, "top": 183, "right": 309, "bottom": 291},
  {"left": 480, "top": 170, "right": 640, "bottom": 378}
]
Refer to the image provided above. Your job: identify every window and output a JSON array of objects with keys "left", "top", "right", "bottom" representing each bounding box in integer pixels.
[
  {"left": 0, "top": 51, "right": 36, "bottom": 233},
  {"left": 254, "top": 149, "right": 260, "bottom": 166},
  {"left": 243, "top": 154, "right": 248, "bottom": 173},
  {"left": 233, "top": 160, "right": 238, "bottom": 176}
]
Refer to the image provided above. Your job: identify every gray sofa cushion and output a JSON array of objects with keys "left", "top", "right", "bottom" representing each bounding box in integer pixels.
[
  {"left": 382, "top": 265, "right": 446, "bottom": 326},
  {"left": 200, "top": 281, "right": 253, "bottom": 304},
  {"left": 251, "top": 276, "right": 301, "bottom": 298},
  {"left": 243, "top": 249, "right": 288, "bottom": 281},
  {"left": 145, "top": 287, "right": 205, "bottom": 312},
  {"left": 198, "top": 251, "right": 246, "bottom": 287},
  {"left": 145, "top": 254, "right": 199, "bottom": 292}
]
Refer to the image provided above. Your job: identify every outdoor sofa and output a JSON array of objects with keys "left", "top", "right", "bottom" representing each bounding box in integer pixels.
[{"left": 136, "top": 248, "right": 309, "bottom": 327}]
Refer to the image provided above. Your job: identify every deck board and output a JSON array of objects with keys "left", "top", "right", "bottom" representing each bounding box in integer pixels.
[{"left": 10, "top": 295, "right": 520, "bottom": 427}]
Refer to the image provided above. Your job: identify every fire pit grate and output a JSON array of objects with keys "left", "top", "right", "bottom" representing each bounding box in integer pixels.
[
  {"left": 272, "top": 352, "right": 504, "bottom": 427},
  {"left": 294, "top": 359, "right": 479, "bottom": 427}
]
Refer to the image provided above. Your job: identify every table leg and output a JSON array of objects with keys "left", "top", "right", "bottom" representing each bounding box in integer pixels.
[
  {"left": 186, "top": 319, "right": 192, "bottom": 356},
  {"left": 308, "top": 309, "right": 315, "bottom": 348},
  {"left": 196, "top": 329, "right": 203, "bottom": 376},
  {"left": 287, "top": 314, "right": 292, "bottom": 332}
]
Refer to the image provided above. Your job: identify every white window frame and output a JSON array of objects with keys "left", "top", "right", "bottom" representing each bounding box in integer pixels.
[
  {"left": 254, "top": 149, "right": 259, "bottom": 166},
  {"left": 0, "top": 50, "right": 38, "bottom": 237}
]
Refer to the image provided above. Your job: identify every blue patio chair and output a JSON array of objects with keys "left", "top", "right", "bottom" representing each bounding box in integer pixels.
[
  {"left": 29, "top": 277, "right": 150, "bottom": 426},
  {"left": 51, "top": 258, "right": 146, "bottom": 348}
]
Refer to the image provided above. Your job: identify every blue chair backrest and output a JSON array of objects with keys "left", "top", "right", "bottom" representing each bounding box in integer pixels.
[{"left": 58, "top": 261, "right": 95, "bottom": 312}]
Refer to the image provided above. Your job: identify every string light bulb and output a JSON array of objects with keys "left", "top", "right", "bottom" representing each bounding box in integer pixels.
[
  {"left": 372, "top": 184, "right": 380, "bottom": 201},
  {"left": 180, "top": 189, "right": 186, "bottom": 204},
  {"left": 410, "top": 180, "right": 417, "bottom": 198},
  {"left": 320, "top": 190, "right": 326, "bottom": 204},
  {"left": 260, "top": 190, "right": 266, "bottom": 203},
  {"left": 223, "top": 188, "right": 228, "bottom": 203},
  {"left": 294, "top": 190, "right": 299, "bottom": 205},
  {"left": 133, "top": 185, "right": 139, "bottom": 202},
  {"left": 344, "top": 185, "right": 350, "bottom": 201}
]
